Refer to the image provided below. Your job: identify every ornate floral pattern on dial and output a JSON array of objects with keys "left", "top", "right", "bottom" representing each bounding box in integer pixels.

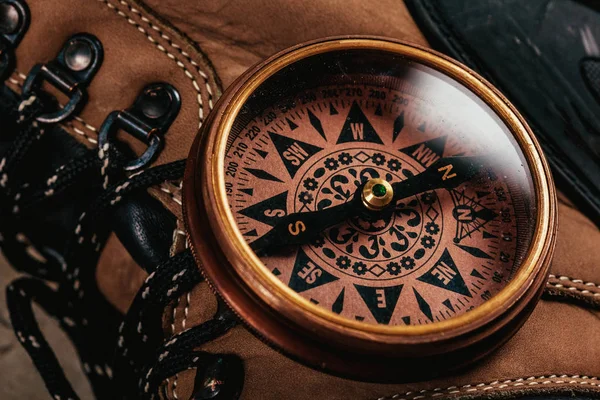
[{"left": 224, "top": 78, "right": 530, "bottom": 326}]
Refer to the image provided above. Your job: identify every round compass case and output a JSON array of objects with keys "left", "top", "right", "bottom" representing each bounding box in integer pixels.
[{"left": 183, "top": 36, "right": 557, "bottom": 381}]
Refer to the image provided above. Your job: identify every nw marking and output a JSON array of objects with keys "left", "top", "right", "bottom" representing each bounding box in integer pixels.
[
  {"left": 413, "top": 144, "right": 440, "bottom": 167},
  {"left": 400, "top": 136, "right": 447, "bottom": 168}
]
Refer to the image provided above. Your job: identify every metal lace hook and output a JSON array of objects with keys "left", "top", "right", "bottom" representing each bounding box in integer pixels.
[
  {"left": 0, "top": 0, "right": 30, "bottom": 80},
  {"left": 97, "top": 83, "right": 181, "bottom": 171},
  {"left": 21, "top": 33, "right": 103, "bottom": 123}
]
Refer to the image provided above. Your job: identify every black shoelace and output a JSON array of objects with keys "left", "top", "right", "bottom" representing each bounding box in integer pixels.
[{"left": 2, "top": 88, "right": 238, "bottom": 399}]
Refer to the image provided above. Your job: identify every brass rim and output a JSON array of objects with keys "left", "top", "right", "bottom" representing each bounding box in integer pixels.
[{"left": 203, "top": 37, "right": 555, "bottom": 339}]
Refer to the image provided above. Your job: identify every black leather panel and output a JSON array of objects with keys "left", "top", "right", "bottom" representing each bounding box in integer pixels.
[
  {"left": 405, "top": 0, "right": 600, "bottom": 226},
  {"left": 112, "top": 191, "right": 176, "bottom": 272}
]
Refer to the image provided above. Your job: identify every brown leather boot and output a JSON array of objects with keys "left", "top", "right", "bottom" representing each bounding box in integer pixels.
[{"left": 1, "top": 1, "right": 599, "bottom": 399}]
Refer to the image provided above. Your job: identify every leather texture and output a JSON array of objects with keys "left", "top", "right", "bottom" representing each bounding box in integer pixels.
[
  {"left": 112, "top": 191, "right": 176, "bottom": 274},
  {"left": 2, "top": 0, "right": 599, "bottom": 399},
  {"left": 404, "top": 0, "right": 600, "bottom": 228},
  {"left": 141, "top": 0, "right": 429, "bottom": 88}
]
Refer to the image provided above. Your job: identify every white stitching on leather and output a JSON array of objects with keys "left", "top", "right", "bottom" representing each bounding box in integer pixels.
[
  {"left": 546, "top": 282, "right": 600, "bottom": 297},
  {"left": 9, "top": 4, "right": 219, "bottom": 397},
  {"left": 8, "top": 76, "right": 20, "bottom": 86},
  {"left": 100, "top": 0, "right": 216, "bottom": 128},
  {"left": 182, "top": 292, "right": 190, "bottom": 330},
  {"left": 73, "top": 116, "right": 98, "bottom": 133},
  {"left": 549, "top": 274, "right": 600, "bottom": 290},
  {"left": 159, "top": 182, "right": 183, "bottom": 206},
  {"left": 547, "top": 274, "right": 600, "bottom": 298},
  {"left": 170, "top": 295, "right": 180, "bottom": 399},
  {"left": 70, "top": 125, "right": 98, "bottom": 145},
  {"left": 173, "top": 292, "right": 190, "bottom": 399},
  {"left": 377, "top": 376, "right": 600, "bottom": 400}
]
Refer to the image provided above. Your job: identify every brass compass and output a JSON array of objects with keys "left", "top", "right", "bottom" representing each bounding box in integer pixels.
[{"left": 183, "top": 37, "right": 557, "bottom": 381}]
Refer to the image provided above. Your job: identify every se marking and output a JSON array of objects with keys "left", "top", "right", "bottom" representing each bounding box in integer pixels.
[{"left": 297, "top": 260, "right": 322, "bottom": 284}]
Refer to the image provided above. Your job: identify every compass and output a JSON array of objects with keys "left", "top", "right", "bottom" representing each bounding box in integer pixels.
[{"left": 183, "top": 37, "right": 557, "bottom": 381}]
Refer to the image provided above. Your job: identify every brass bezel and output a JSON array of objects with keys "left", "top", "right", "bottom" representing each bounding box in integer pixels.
[{"left": 197, "top": 38, "right": 556, "bottom": 344}]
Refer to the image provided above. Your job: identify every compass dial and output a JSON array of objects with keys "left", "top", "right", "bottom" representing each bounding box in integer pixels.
[
  {"left": 225, "top": 78, "right": 529, "bottom": 326},
  {"left": 184, "top": 37, "right": 556, "bottom": 379}
]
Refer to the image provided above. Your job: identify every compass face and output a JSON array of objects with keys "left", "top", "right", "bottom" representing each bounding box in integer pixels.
[{"left": 219, "top": 48, "right": 538, "bottom": 327}]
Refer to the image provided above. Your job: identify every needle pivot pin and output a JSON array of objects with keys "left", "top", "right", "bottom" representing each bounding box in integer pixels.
[{"left": 362, "top": 178, "right": 394, "bottom": 210}]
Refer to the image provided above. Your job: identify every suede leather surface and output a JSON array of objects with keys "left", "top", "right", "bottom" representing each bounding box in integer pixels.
[
  {"left": 3, "top": 1, "right": 599, "bottom": 399},
  {"left": 141, "top": 0, "right": 429, "bottom": 87}
]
